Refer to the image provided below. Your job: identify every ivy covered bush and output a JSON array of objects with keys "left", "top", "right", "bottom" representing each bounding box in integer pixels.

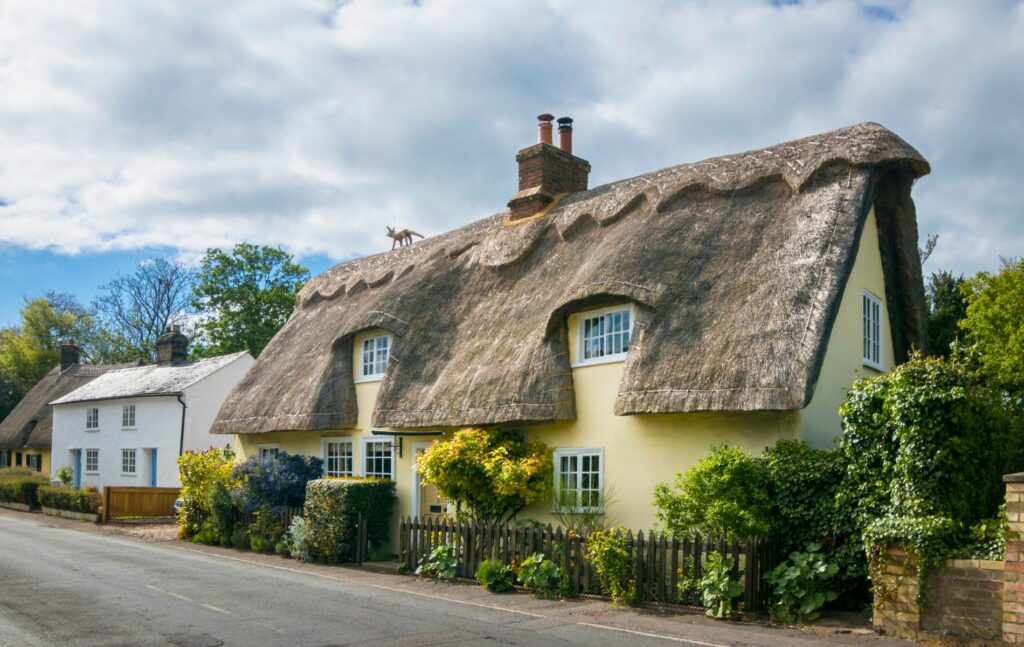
[
  {"left": 37, "top": 485, "right": 101, "bottom": 514},
  {"left": 839, "top": 353, "right": 1016, "bottom": 591},
  {"left": 304, "top": 478, "right": 395, "bottom": 563}
]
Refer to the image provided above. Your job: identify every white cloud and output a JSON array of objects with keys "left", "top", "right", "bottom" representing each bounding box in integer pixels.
[{"left": 0, "top": 0, "right": 1020, "bottom": 275}]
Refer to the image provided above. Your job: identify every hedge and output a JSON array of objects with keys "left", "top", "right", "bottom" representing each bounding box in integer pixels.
[
  {"left": 38, "top": 485, "right": 101, "bottom": 514},
  {"left": 0, "top": 471, "right": 50, "bottom": 507},
  {"left": 304, "top": 478, "right": 395, "bottom": 564}
]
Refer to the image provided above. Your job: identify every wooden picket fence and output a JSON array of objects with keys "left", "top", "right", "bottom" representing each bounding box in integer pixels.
[
  {"left": 399, "top": 516, "right": 779, "bottom": 610},
  {"left": 236, "top": 506, "right": 304, "bottom": 533}
]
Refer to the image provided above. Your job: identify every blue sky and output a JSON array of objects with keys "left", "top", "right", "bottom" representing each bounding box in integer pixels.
[{"left": 1, "top": 0, "right": 1022, "bottom": 327}]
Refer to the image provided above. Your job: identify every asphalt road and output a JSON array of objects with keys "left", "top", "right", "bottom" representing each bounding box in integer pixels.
[{"left": 0, "top": 513, "right": 897, "bottom": 647}]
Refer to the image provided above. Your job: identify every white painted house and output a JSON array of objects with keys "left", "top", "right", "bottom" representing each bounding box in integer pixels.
[{"left": 49, "top": 327, "right": 253, "bottom": 490}]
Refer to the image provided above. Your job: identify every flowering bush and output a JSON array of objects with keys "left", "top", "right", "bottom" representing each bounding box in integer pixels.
[
  {"left": 176, "top": 446, "right": 237, "bottom": 538},
  {"left": 231, "top": 451, "right": 322, "bottom": 515}
]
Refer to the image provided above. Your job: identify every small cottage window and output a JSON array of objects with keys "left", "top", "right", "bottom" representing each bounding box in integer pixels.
[
  {"left": 122, "top": 449, "right": 136, "bottom": 475},
  {"left": 553, "top": 447, "right": 604, "bottom": 513},
  {"left": 863, "top": 290, "right": 883, "bottom": 370},
  {"left": 575, "top": 305, "right": 633, "bottom": 366},
  {"left": 0, "top": 449, "right": 9, "bottom": 468},
  {"left": 258, "top": 444, "right": 280, "bottom": 459},
  {"left": 85, "top": 407, "right": 99, "bottom": 430},
  {"left": 85, "top": 449, "right": 99, "bottom": 474},
  {"left": 122, "top": 404, "right": 136, "bottom": 429},
  {"left": 323, "top": 438, "right": 354, "bottom": 477},
  {"left": 25, "top": 455, "right": 42, "bottom": 472},
  {"left": 363, "top": 439, "right": 394, "bottom": 479},
  {"left": 359, "top": 334, "right": 391, "bottom": 381}
]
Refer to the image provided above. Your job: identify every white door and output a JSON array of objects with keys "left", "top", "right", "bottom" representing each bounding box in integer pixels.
[{"left": 411, "top": 442, "right": 448, "bottom": 519}]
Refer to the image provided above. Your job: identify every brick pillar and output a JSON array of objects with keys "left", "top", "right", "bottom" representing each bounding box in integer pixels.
[
  {"left": 1004, "top": 473, "right": 1024, "bottom": 642},
  {"left": 872, "top": 546, "right": 921, "bottom": 640}
]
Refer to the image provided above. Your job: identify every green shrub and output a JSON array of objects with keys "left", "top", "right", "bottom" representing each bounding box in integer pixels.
[
  {"left": 192, "top": 528, "right": 219, "bottom": 546},
  {"left": 475, "top": 559, "right": 516, "bottom": 592},
  {"left": 517, "top": 553, "right": 562, "bottom": 599},
  {"left": 416, "top": 543, "right": 458, "bottom": 580},
  {"left": 230, "top": 528, "right": 249, "bottom": 549},
  {"left": 699, "top": 552, "right": 742, "bottom": 620},
  {"left": 177, "top": 446, "right": 236, "bottom": 538},
  {"left": 304, "top": 478, "right": 396, "bottom": 564},
  {"left": 653, "top": 446, "right": 771, "bottom": 542},
  {"left": 250, "top": 533, "right": 272, "bottom": 553},
  {"left": 765, "top": 543, "right": 840, "bottom": 624},
  {"left": 584, "top": 528, "right": 638, "bottom": 606},
  {"left": 0, "top": 471, "right": 49, "bottom": 507},
  {"left": 37, "top": 485, "right": 101, "bottom": 514},
  {"left": 207, "top": 479, "right": 238, "bottom": 545},
  {"left": 55, "top": 465, "right": 73, "bottom": 487},
  {"left": 285, "top": 516, "right": 310, "bottom": 561}
]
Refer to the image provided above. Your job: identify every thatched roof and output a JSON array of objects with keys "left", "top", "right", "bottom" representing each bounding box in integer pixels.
[
  {"left": 0, "top": 363, "right": 135, "bottom": 450},
  {"left": 213, "top": 122, "right": 929, "bottom": 435},
  {"left": 50, "top": 352, "right": 250, "bottom": 405}
]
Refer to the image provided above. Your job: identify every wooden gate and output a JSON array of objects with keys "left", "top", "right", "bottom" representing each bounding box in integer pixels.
[{"left": 102, "top": 486, "right": 180, "bottom": 523}]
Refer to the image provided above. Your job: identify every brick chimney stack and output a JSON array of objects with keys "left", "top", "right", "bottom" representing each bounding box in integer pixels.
[
  {"left": 155, "top": 325, "right": 189, "bottom": 366},
  {"left": 60, "top": 340, "right": 81, "bottom": 372},
  {"left": 507, "top": 114, "right": 591, "bottom": 221}
]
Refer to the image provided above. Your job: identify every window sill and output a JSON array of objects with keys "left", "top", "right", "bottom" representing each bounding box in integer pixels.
[
  {"left": 85, "top": 429, "right": 100, "bottom": 432},
  {"left": 122, "top": 427, "right": 136, "bottom": 431},
  {"left": 121, "top": 473, "right": 137, "bottom": 477},
  {"left": 862, "top": 360, "right": 884, "bottom": 372},
  {"left": 354, "top": 375, "right": 385, "bottom": 384},
  {"left": 571, "top": 355, "right": 627, "bottom": 369},
  {"left": 84, "top": 472, "right": 99, "bottom": 476}
]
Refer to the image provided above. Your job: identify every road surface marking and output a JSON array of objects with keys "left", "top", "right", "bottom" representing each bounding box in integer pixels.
[
  {"left": 165, "top": 544, "right": 546, "bottom": 618},
  {"left": 146, "top": 584, "right": 234, "bottom": 616},
  {"left": 578, "top": 623, "right": 730, "bottom": 646}
]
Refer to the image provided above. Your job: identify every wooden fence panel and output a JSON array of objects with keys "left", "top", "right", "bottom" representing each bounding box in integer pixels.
[{"left": 102, "top": 486, "right": 180, "bottom": 522}]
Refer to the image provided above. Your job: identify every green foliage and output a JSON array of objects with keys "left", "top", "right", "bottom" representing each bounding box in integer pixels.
[
  {"left": 960, "top": 258, "right": 1024, "bottom": 392},
  {"left": 676, "top": 555, "right": 700, "bottom": 603},
  {"left": 552, "top": 485, "right": 614, "bottom": 538},
  {"left": 0, "top": 294, "right": 97, "bottom": 391},
  {"left": 0, "top": 469, "right": 50, "bottom": 506},
  {"left": 925, "top": 270, "right": 968, "bottom": 358},
  {"left": 765, "top": 543, "right": 840, "bottom": 624},
  {"left": 699, "top": 552, "right": 742, "bottom": 620},
  {"left": 0, "top": 369, "right": 26, "bottom": 424},
  {"left": 584, "top": 528, "right": 638, "bottom": 606},
  {"left": 230, "top": 528, "right": 250, "bottom": 549},
  {"left": 37, "top": 485, "right": 101, "bottom": 514},
  {"left": 249, "top": 533, "right": 273, "bottom": 553},
  {"left": 285, "top": 516, "right": 310, "bottom": 561},
  {"left": 192, "top": 243, "right": 309, "bottom": 357},
  {"left": 192, "top": 527, "right": 219, "bottom": 546},
  {"left": 416, "top": 543, "right": 458, "bottom": 580},
  {"left": 207, "top": 478, "right": 238, "bottom": 545},
  {"left": 475, "top": 559, "right": 516, "bottom": 592},
  {"left": 176, "top": 446, "right": 236, "bottom": 538},
  {"left": 516, "top": 553, "right": 563, "bottom": 599},
  {"left": 416, "top": 428, "right": 552, "bottom": 524},
  {"left": 957, "top": 509, "right": 1009, "bottom": 561},
  {"left": 304, "top": 478, "right": 396, "bottom": 564},
  {"left": 55, "top": 465, "right": 74, "bottom": 487},
  {"left": 653, "top": 446, "right": 772, "bottom": 542}
]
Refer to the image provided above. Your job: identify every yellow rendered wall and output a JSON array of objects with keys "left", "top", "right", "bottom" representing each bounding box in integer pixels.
[
  {"left": 17, "top": 449, "right": 50, "bottom": 476},
  {"left": 799, "top": 206, "right": 895, "bottom": 448}
]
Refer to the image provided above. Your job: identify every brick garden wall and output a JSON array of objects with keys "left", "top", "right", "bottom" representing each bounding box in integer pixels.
[{"left": 873, "top": 472, "right": 1024, "bottom": 643}]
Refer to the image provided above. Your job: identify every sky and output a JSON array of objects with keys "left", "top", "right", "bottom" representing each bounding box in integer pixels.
[{"left": 1, "top": 0, "right": 1022, "bottom": 327}]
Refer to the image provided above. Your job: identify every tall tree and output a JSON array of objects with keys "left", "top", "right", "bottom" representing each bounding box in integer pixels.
[
  {"left": 960, "top": 257, "right": 1024, "bottom": 394},
  {"left": 925, "top": 270, "right": 968, "bottom": 358},
  {"left": 192, "top": 244, "right": 309, "bottom": 357},
  {"left": 91, "top": 258, "right": 196, "bottom": 362},
  {"left": 0, "top": 293, "right": 96, "bottom": 390}
]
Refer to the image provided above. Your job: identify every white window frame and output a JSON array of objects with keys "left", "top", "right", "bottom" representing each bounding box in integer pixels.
[
  {"left": 25, "top": 454, "right": 42, "bottom": 472},
  {"left": 862, "top": 290, "right": 883, "bottom": 370},
  {"left": 121, "top": 404, "right": 136, "bottom": 430},
  {"left": 85, "top": 449, "right": 99, "bottom": 474},
  {"left": 85, "top": 407, "right": 99, "bottom": 431},
  {"left": 121, "top": 449, "right": 137, "bottom": 475},
  {"left": 573, "top": 304, "right": 635, "bottom": 367},
  {"left": 361, "top": 437, "right": 395, "bottom": 480},
  {"left": 356, "top": 333, "right": 392, "bottom": 383},
  {"left": 321, "top": 437, "right": 355, "bottom": 477},
  {"left": 553, "top": 447, "right": 605, "bottom": 513},
  {"left": 257, "top": 444, "right": 280, "bottom": 459}
]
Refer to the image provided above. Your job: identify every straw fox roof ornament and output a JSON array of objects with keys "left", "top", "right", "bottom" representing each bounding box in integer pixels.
[{"left": 214, "top": 122, "right": 930, "bottom": 435}]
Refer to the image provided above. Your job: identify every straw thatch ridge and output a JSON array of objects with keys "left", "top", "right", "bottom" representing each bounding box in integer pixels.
[
  {"left": 0, "top": 363, "right": 137, "bottom": 450},
  {"left": 212, "top": 122, "right": 929, "bottom": 435}
]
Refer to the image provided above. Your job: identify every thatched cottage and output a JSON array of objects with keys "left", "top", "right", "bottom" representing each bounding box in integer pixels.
[{"left": 212, "top": 118, "right": 928, "bottom": 530}]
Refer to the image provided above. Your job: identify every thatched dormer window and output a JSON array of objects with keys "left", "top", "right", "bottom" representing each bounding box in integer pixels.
[
  {"left": 356, "top": 331, "right": 392, "bottom": 383},
  {"left": 573, "top": 304, "right": 635, "bottom": 368}
]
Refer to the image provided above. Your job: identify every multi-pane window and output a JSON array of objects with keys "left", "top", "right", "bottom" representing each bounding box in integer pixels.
[
  {"left": 363, "top": 440, "right": 393, "bottom": 479},
  {"left": 0, "top": 449, "right": 9, "bottom": 468},
  {"left": 85, "top": 407, "right": 99, "bottom": 430},
  {"left": 122, "top": 404, "right": 136, "bottom": 429},
  {"left": 579, "top": 306, "right": 632, "bottom": 364},
  {"left": 258, "top": 445, "right": 280, "bottom": 459},
  {"left": 85, "top": 449, "right": 99, "bottom": 473},
  {"left": 554, "top": 448, "right": 603, "bottom": 512},
  {"left": 122, "top": 449, "right": 136, "bottom": 474},
  {"left": 863, "top": 291, "right": 882, "bottom": 369},
  {"left": 361, "top": 335, "right": 390, "bottom": 379},
  {"left": 323, "top": 439, "right": 354, "bottom": 477},
  {"left": 25, "top": 455, "right": 42, "bottom": 472}
]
